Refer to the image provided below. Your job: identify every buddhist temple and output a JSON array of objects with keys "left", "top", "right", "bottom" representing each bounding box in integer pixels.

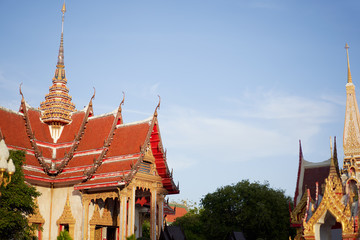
[
  {"left": 0, "top": 3, "right": 179, "bottom": 240},
  {"left": 290, "top": 44, "right": 360, "bottom": 239}
]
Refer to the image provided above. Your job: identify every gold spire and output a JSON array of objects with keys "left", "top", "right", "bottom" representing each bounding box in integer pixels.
[
  {"left": 343, "top": 44, "right": 360, "bottom": 157},
  {"left": 329, "top": 137, "right": 340, "bottom": 177},
  {"left": 61, "top": 1, "right": 66, "bottom": 14},
  {"left": 40, "top": 2, "right": 75, "bottom": 126},
  {"left": 345, "top": 43, "right": 352, "bottom": 83}
]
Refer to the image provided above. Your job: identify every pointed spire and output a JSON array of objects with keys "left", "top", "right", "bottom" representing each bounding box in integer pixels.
[
  {"left": 330, "top": 137, "right": 333, "bottom": 159},
  {"left": 40, "top": 2, "right": 75, "bottom": 127},
  {"left": 154, "top": 95, "right": 161, "bottom": 117},
  {"left": 343, "top": 44, "right": 360, "bottom": 158},
  {"left": 294, "top": 140, "right": 304, "bottom": 207},
  {"left": 330, "top": 137, "right": 340, "bottom": 177},
  {"left": 57, "top": 1, "right": 66, "bottom": 66},
  {"left": 345, "top": 43, "right": 352, "bottom": 83}
]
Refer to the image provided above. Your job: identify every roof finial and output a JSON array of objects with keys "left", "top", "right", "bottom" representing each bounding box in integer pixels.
[
  {"left": 154, "top": 95, "right": 161, "bottom": 117},
  {"left": 330, "top": 136, "right": 333, "bottom": 158},
  {"left": 345, "top": 43, "right": 352, "bottom": 83},
  {"left": 57, "top": 1, "right": 66, "bottom": 66}
]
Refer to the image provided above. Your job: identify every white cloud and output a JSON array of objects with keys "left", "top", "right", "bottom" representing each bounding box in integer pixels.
[
  {"left": 161, "top": 89, "right": 339, "bottom": 169},
  {"left": 225, "top": 89, "right": 336, "bottom": 123}
]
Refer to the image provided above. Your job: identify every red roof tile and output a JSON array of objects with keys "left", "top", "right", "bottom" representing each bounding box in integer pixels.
[
  {"left": 56, "top": 146, "right": 72, "bottom": 159},
  {"left": 58, "top": 111, "right": 86, "bottom": 143},
  {"left": 66, "top": 154, "right": 100, "bottom": 168},
  {"left": 24, "top": 154, "right": 42, "bottom": 168},
  {"left": 38, "top": 145, "right": 53, "bottom": 159},
  {"left": 0, "top": 107, "right": 31, "bottom": 149},
  {"left": 94, "top": 160, "right": 134, "bottom": 174},
  {"left": 166, "top": 205, "right": 188, "bottom": 223},
  {"left": 27, "top": 108, "right": 52, "bottom": 142},
  {"left": 107, "top": 121, "right": 150, "bottom": 157},
  {"left": 302, "top": 166, "right": 330, "bottom": 201},
  {"left": 77, "top": 114, "right": 114, "bottom": 151}
]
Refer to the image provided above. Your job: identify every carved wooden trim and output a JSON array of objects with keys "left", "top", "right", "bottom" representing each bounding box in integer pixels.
[
  {"left": 303, "top": 175, "right": 355, "bottom": 238},
  {"left": 83, "top": 101, "right": 124, "bottom": 179},
  {"left": 56, "top": 96, "right": 94, "bottom": 172},
  {"left": 21, "top": 100, "right": 51, "bottom": 173}
]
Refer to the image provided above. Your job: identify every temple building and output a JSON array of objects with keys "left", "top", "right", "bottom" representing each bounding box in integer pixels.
[
  {"left": 0, "top": 3, "right": 179, "bottom": 240},
  {"left": 290, "top": 44, "right": 360, "bottom": 239}
]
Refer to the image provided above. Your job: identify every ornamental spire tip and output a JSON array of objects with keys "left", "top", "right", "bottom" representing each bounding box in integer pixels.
[
  {"left": 345, "top": 43, "right": 352, "bottom": 83},
  {"left": 62, "top": 1, "right": 66, "bottom": 14}
]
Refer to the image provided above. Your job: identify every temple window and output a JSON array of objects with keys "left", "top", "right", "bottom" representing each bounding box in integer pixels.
[{"left": 59, "top": 224, "right": 69, "bottom": 233}]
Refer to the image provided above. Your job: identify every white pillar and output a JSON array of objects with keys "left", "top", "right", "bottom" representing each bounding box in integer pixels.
[
  {"left": 157, "top": 194, "right": 164, "bottom": 233},
  {"left": 127, "top": 186, "right": 136, "bottom": 236},
  {"left": 150, "top": 188, "right": 157, "bottom": 240},
  {"left": 119, "top": 193, "right": 128, "bottom": 240}
]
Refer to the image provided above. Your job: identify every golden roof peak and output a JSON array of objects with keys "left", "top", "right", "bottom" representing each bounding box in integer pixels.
[
  {"left": 40, "top": 2, "right": 75, "bottom": 126},
  {"left": 345, "top": 43, "right": 352, "bottom": 83},
  {"left": 61, "top": 1, "right": 66, "bottom": 14}
]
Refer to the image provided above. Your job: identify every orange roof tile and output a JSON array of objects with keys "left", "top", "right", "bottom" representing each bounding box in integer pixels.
[
  {"left": 58, "top": 111, "right": 86, "bottom": 143},
  {"left": 0, "top": 107, "right": 31, "bottom": 149},
  {"left": 107, "top": 121, "right": 150, "bottom": 157},
  {"left": 27, "top": 108, "right": 52, "bottom": 142},
  {"left": 77, "top": 114, "right": 114, "bottom": 151}
]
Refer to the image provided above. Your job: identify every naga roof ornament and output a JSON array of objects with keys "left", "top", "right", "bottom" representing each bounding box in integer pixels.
[{"left": 40, "top": 1, "right": 75, "bottom": 126}]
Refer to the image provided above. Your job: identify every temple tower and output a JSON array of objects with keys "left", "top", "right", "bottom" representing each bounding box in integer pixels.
[
  {"left": 39, "top": 2, "right": 75, "bottom": 142},
  {"left": 343, "top": 44, "right": 360, "bottom": 171}
]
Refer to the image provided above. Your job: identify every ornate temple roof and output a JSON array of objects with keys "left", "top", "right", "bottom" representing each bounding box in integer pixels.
[
  {"left": 293, "top": 141, "right": 330, "bottom": 207},
  {"left": 0, "top": 2, "right": 179, "bottom": 195}
]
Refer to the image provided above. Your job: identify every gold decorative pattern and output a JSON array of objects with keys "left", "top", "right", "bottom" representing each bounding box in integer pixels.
[
  {"left": 89, "top": 204, "right": 102, "bottom": 225},
  {"left": 82, "top": 191, "right": 118, "bottom": 203},
  {"left": 303, "top": 174, "right": 354, "bottom": 238},
  {"left": 56, "top": 193, "right": 76, "bottom": 239},
  {"left": 290, "top": 192, "right": 312, "bottom": 226},
  {"left": 344, "top": 112, "right": 360, "bottom": 156},
  {"left": 28, "top": 198, "right": 45, "bottom": 224}
]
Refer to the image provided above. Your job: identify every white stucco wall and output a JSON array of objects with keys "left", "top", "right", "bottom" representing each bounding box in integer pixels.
[{"left": 36, "top": 186, "right": 83, "bottom": 240}]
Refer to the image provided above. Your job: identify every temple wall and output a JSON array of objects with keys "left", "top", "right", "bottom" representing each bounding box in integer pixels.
[
  {"left": 72, "top": 189, "right": 83, "bottom": 240},
  {"left": 36, "top": 186, "right": 51, "bottom": 239},
  {"left": 36, "top": 186, "right": 83, "bottom": 240}
]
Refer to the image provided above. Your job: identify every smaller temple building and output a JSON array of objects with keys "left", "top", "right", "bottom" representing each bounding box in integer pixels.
[
  {"left": 290, "top": 44, "right": 360, "bottom": 239},
  {"left": 0, "top": 3, "right": 179, "bottom": 240}
]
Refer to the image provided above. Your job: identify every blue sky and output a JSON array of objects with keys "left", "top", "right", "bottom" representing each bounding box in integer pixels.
[{"left": 1, "top": 0, "right": 360, "bottom": 203}]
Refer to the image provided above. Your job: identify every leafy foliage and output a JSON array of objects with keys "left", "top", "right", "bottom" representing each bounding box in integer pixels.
[
  {"left": 0, "top": 150, "right": 40, "bottom": 240},
  {"left": 125, "top": 234, "right": 136, "bottom": 240},
  {"left": 173, "top": 180, "right": 293, "bottom": 240},
  {"left": 172, "top": 207, "right": 206, "bottom": 240},
  {"left": 141, "top": 220, "right": 150, "bottom": 239},
  {"left": 57, "top": 230, "right": 72, "bottom": 240}
]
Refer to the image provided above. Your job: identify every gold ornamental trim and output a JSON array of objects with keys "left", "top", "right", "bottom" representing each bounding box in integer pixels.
[{"left": 303, "top": 175, "right": 354, "bottom": 237}]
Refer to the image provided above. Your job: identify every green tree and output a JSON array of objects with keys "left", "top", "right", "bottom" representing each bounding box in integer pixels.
[
  {"left": 200, "top": 180, "right": 292, "bottom": 240},
  {"left": 57, "top": 230, "right": 72, "bottom": 240},
  {"left": 0, "top": 150, "right": 40, "bottom": 240},
  {"left": 172, "top": 207, "right": 206, "bottom": 240},
  {"left": 141, "top": 220, "right": 150, "bottom": 239}
]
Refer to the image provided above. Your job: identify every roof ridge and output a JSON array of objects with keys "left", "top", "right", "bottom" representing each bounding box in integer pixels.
[
  {"left": 83, "top": 99, "right": 126, "bottom": 180},
  {"left": 0, "top": 105, "right": 24, "bottom": 116},
  {"left": 56, "top": 95, "right": 95, "bottom": 173},
  {"left": 20, "top": 98, "right": 51, "bottom": 174},
  {"left": 116, "top": 116, "right": 153, "bottom": 128}
]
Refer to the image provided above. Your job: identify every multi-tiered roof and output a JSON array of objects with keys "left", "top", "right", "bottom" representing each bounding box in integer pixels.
[
  {"left": 39, "top": 3, "right": 75, "bottom": 126},
  {"left": 0, "top": 2, "right": 179, "bottom": 195}
]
